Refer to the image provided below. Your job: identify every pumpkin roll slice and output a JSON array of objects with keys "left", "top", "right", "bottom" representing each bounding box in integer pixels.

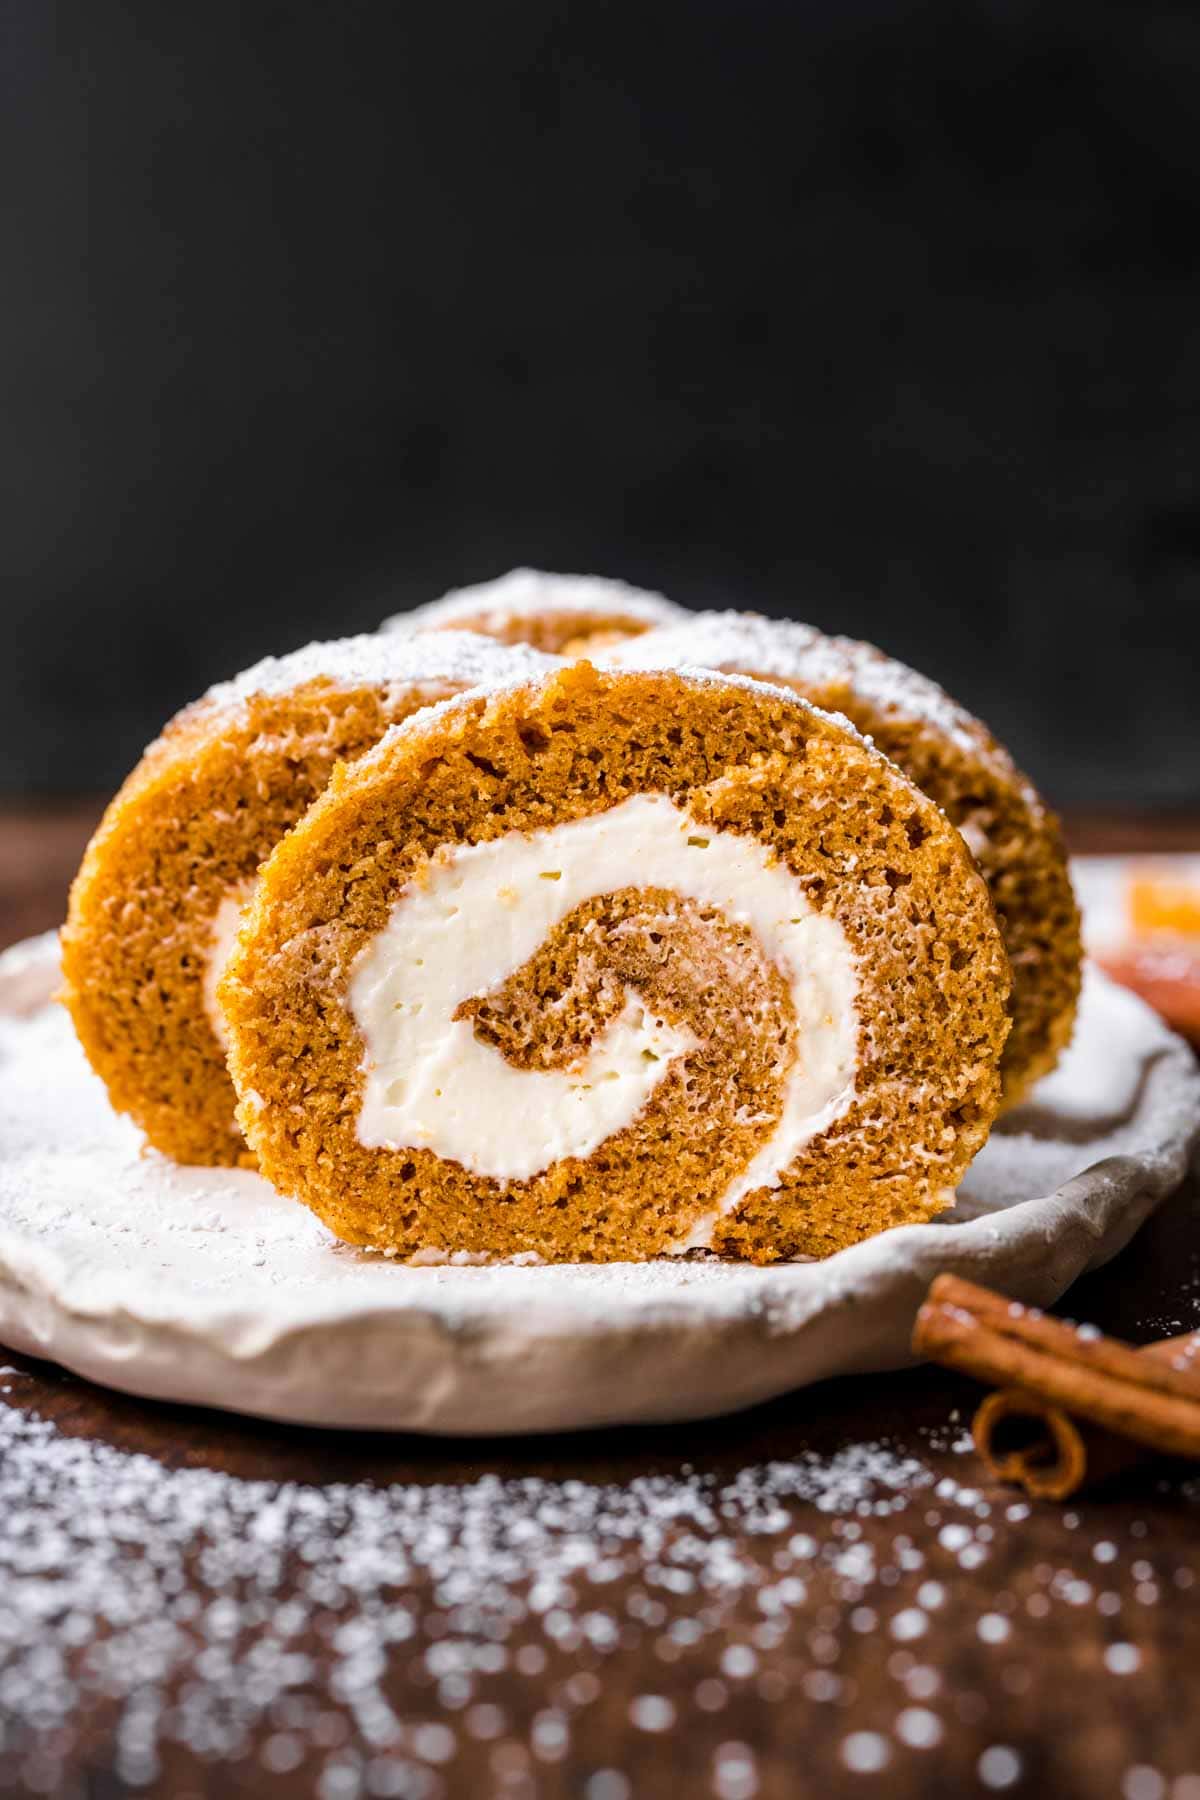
[
  {"left": 605, "top": 612, "right": 1080, "bottom": 1107},
  {"left": 61, "top": 632, "right": 560, "bottom": 1168},
  {"left": 221, "top": 661, "right": 1011, "bottom": 1263},
  {"left": 380, "top": 567, "right": 688, "bottom": 654}
]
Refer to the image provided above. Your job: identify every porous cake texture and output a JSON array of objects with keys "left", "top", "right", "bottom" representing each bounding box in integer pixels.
[
  {"left": 221, "top": 662, "right": 1011, "bottom": 1262},
  {"left": 606, "top": 613, "right": 1080, "bottom": 1105},
  {"left": 61, "top": 632, "right": 560, "bottom": 1167}
]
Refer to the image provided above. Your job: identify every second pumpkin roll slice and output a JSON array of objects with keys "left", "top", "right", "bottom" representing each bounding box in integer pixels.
[
  {"left": 604, "top": 611, "right": 1081, "bottom": 1107},
  {"left": 61, "top": 631, "right": 560, "bottom": 1168}
]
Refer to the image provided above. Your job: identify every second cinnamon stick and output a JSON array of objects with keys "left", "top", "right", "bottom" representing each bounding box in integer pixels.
[{"left": 912, "top": 1273, "right": 1200, "bottom": 1464}]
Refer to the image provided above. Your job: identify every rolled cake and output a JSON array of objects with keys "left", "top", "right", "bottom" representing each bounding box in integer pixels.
[
  {"left": 380, "top": 567, "right": 688, "bottom": 654},
  {"left": 604, "top": 613, "right": 1081, "bottom": 1106},
  {"left": 61, "top": 632, "right": 559, "bottom": 1167},
  {"left": 220, "top": 661, "right": 1011, "bottom": 1262}
]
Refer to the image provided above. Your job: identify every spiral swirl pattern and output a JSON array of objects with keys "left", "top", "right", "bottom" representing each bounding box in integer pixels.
[{"left": 349, "top": 793, "right": 858, "bottom": 1219}]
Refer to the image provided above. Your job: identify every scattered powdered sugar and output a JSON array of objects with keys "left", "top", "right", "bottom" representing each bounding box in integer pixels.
[
  {"left": 0, "top": 1326, "right": 1193, "bottom": 1793},
  {"left": 201, "top": 630, "right": 561, "bottom": 714},
  {"left": 0, "top": 1393, "right": 946, "bottom": 1791},
  {"left": 627, "top": 1694, "right": 675, "bottom": 1732},
  {"left": 895, "top": 1705, "right": 944, "bottom": 1749},
  {"left": 841, "top": 1729, "right": 891, "bottom": 1772},
  {"left": 379, "top": 568, "right": 688, "bottom": 637},
  {"left": 978, "top": 1745, "right": 1024, "bottom": 1789},
  {"left": 8, "top": 1384, "right": 1181, "bottom": 1794}
]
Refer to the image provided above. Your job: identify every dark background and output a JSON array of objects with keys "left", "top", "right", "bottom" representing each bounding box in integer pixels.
[{"left": 4, "top": 0, "right": 1198, "bottom": 806}]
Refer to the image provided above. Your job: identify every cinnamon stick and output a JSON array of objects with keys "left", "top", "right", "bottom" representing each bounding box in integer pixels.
[
  {"left": 912, "top": 1274, "right": 1200, "bottom": 1496},
  {"left": 971, "top": 1339, "right": 1195, "bottom": 1501}
]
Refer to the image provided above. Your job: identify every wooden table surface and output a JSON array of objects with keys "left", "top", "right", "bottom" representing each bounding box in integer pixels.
[{"left": 0, "top": 802, "right": 1198, "bottom": 1800}]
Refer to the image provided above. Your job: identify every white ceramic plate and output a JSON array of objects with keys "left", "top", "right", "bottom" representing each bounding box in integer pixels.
[{"left": 1, "top": 930, "right": 1197, "bottom": 1435}]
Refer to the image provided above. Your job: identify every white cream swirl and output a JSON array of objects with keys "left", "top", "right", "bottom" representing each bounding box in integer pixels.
[
  {"left": 202, "top": 885, "right": 257, "bottom": 1052},
  {"left": 349, "top": 794, "right": 859, "bottom": 1215}
]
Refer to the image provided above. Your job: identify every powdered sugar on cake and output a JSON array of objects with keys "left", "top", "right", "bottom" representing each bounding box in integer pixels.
[
  {"left": 201, "top": 630, "right": 561, "bottom": 714},
  {"left": 380, "top": 568, "right": 688, "bottom": 636}
]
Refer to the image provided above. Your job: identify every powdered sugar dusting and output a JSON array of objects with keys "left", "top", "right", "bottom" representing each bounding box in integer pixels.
[
  {"left": 201, "top": 630, "right": 561, "bottom": 713},
  {"left": 380, "top": 568, "right": 688, "bottom": 637}
]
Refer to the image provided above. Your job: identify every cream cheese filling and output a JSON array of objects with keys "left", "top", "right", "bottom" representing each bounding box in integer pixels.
[
  {"left": 202, "top": 884, "right": 256, "bottom": 1051},
  {"left": 348, "top": 794, "right": 859, "bottom": 1222}
]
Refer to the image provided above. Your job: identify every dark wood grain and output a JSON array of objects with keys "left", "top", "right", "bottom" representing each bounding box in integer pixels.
[
  {"left": 1, "top": 803, "right": 1198, "bottom": 1800},
  {"left": 0, "top": 797, "right": 105, "bottom": 949}
]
